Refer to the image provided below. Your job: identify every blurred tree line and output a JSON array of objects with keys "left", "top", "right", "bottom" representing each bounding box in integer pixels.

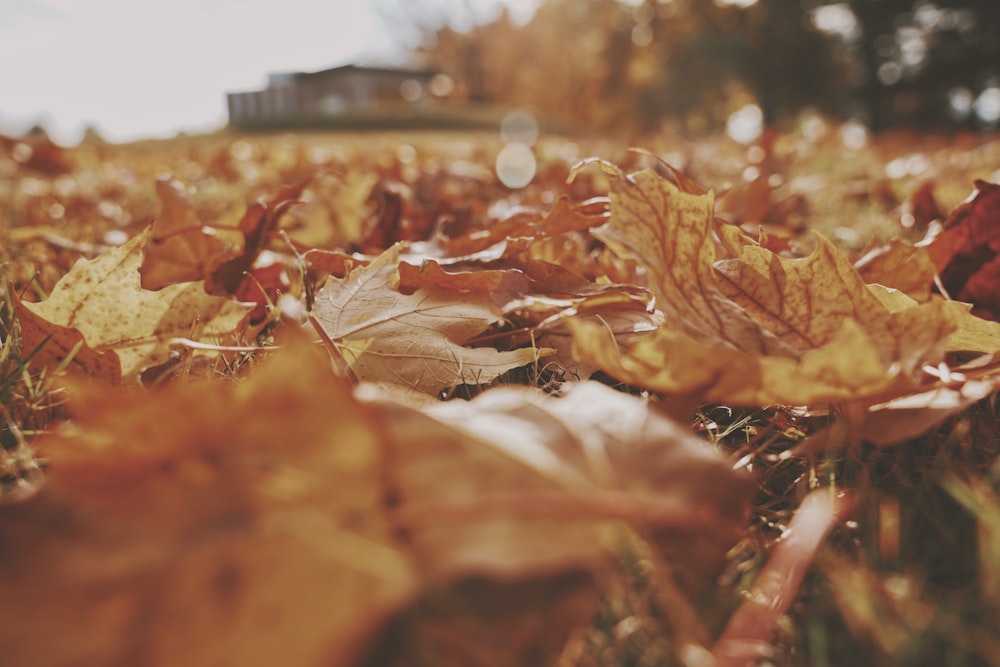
[{"left": 381, "top": 0, "right": 1000, "bottom": 134}]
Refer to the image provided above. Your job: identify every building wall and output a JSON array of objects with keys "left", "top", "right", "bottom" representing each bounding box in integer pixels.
[{"left": 227, "top": 67, "right": 437, "bottom": 128}]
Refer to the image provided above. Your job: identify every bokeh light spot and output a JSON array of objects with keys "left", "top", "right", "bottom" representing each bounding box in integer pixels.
[
  {"left": 496, "top": 143, "right": 536, "bottom": 189},
  {"left": 726, "top": 104, "right": 763, "bottom": 144},
  {"left": 500, "top": 110, "right": 539, "bottom": 146}
]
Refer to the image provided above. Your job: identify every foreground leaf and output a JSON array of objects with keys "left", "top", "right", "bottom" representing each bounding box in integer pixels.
[
  {"left": 15, "top": 228, "right": 253, "bottom": 383},
  {"left": 0, "top": 339, "right": 754, "bottom": 667},
  {"left": 311, "top": 245, "right": 545, "bottom": 394},
  {"left": 375, "top": 381, "right": 755, "bottom": 593},
  {"left": 0, "top": 341, "right": 417, "bottom": 667}
]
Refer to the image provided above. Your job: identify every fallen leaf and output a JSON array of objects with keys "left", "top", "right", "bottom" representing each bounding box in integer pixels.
[
  {"left": 927, "top": 180, "right": 1000, "bottom": 320},
  {"left": 397, "top": 259, "right": 531, "bottom": 300},
  {"left": 441, "top": 196, "right": 602, "bottom": 257},
  {"left": 207, "top": 180, "right": 307, "bottom": 296},
  {"left": 0, "top": 338, "right": 754, "bottom": 667},
  {"left": 574, "top": 159, "right": 789, "bottom": 355},
  {"left": 15, "top": 227, "right": 253, "bottom": 383},
  {"left": 0, "top": 339, "right": 417, "bottom": 667},
  {"left": 715, "top": 235, "right": 951, "bottom": 379},
  {"left": 310, "top": 244, "right": 546, "bottom": 394},
  {"left": 854, "top": 239, "right": 936, "bottom": 302},
  {"left": 568, "top": 162, "right": 964, "bottom": 405},
  {"left": 140, "top": 178, "right": 235, "bottom": 290},
  {"left": 286, "top": 170, "right": 377, "bottom": 248},
  {"left": 364, "top": 379, "right": 755, "bottom": 592}
]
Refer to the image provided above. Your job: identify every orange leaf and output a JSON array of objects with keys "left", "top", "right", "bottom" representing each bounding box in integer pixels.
[
  {"left": 0, "top": 339, "right": 417, "bottom": 667},
  {"left": 140, "top": 178, "right": 235, "bottom": 290},
  {"left": 206, "top": 180, "right": 308, "bottom": 296},
  {"left": 397, "top": 259, "right": 531, "bottom": 298}
]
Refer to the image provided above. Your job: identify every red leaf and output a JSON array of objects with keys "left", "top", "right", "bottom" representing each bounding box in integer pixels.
[{"left": 929, "top": 180, "right": 1000, "bottom": 320}]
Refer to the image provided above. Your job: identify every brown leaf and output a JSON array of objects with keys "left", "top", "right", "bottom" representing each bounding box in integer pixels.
[
  {"left": 206, "top": 180, "right": 308, "bottom": 296},
  {"left": 0, "top": 339, "right": 417, "bottom": 667},
  {"left": 397, "top": 259, "right": 531, "bottom": 298},
  {"left": 854, "top": 239, "right": 936, "bottom": 302},
  {"left": 364, "top": 380, "right": 755, "bottom": 593},
  {"left": 575, "top": 159, "right": 789, "bottom": 355},
  {"left": 285, "top": 170, "right": 377, "bottom": 249},
  {"left": 0, "top": 340, "right": 753, "bottom": 667},
  {"left": 928, "top": 180, "right": 1000, "bottom": 320},
  {"left": 568, "top": 161, "right": 963, "bottom": 405},
  {"left": 441, "top": 196, "right": 601, "bottom": 257},
  {"left": 140, "top": 178, "right": 236, "bottom": 290},
  {"left": 310, "top": 245, "right": 546, "bottom": 395},
  {"left": 15, "top": 228, "right": 253, "bottom": 383}
]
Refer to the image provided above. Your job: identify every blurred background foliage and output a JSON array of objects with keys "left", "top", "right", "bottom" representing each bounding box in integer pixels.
[{"left": 381, "top": 0, "right": 1000, "bottom": 136}]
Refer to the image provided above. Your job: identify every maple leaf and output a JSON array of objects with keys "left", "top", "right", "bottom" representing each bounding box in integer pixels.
[
  {"left": 854, "top": 239, "right": 936, "bottom": 302},
  {"left": 310, "top": 244, "right": 547, "bottom": 394},
  {"left": 575, "top": 159, "right": 790, "bottom": 355},
  {"left": 14, "top": 228, "right": 252, "bottom": 383},
  {"left": 567, "top": 161, "right": 977, "bottom": 405},
  {"left": 139, "top": 177, "right": 235, "bottom": 290}
]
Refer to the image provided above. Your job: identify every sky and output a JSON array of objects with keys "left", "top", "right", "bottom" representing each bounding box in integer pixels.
[{"left": 0, "top": 0, "right": 539, "bottom": 144}]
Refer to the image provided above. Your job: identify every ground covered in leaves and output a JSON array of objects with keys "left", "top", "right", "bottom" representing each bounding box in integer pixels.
[{"left": 3, "top": 123, "right": 1000, "bottom": 667}]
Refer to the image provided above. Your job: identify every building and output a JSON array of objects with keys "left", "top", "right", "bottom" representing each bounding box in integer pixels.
[{"left": 226, "top": 64, "right": 455, "bottom": 129}]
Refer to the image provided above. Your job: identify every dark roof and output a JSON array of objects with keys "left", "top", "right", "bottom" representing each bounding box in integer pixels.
[{"left": 294, "top": 64, "right": 437, "bottom": 80}]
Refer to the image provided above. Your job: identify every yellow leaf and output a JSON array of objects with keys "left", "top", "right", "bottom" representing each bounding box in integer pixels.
[
  {"left": 716, "top": 235, "right": 953, "bottom": 379},
  {"left": 854, "top": 239, "right": 936, "bottom": 302},
  {"left": 580, "top": 160, "right": 789, "bottom": 355},
  {"left": 139, "top": 178, "right": 236, "bottom": 290},
  {"left": 310, "top": 244, "right": 547, "bottom": 395},
  {"left": 15, "top": 227, "right": 252, "bottom": 383},
  {"left": 570, "top": 162, "right": 963, "bottom": 405}
]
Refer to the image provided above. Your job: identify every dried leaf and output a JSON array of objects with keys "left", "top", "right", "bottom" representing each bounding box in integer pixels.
[
  {"left": 576, "top": 160, "right": 790, "bottom": 355},
  {"left": 286, "top": 170, "right": 377, "bottom": 248},
  {"left": 854, "top": 239, "right": 936, "bottom": 302},
  {"left": 442, "top": 196, "right": 601, "bottom": 256},
  {"left": 365, "top": 380, "right": 754, "bottom": 592},
  {"left": 15, "top": 228, "right": 252, "bottom": 383},
  {"left": 0, "top": 339, "right": 417, "bottom": 667},
  {"left": 140, "top": 178, "right": 234, "bottom": 290},
  {"left": 715, "top": 235, "right": 951, "bottom": 379},
  {"left": 568, "top": 162, "right": 964, "bottom": 405},
  {"left": 206, "top": 180, "right": 307, "bottom": 296},
  {"left": 928, "top": 180, "right": 1000, "bottom": 320},
  {"left": 310, "top": 245, "right": 546, "bottom": 394},
  {"left": 397, "top": 260, "right": 531, "bottom": 299}
]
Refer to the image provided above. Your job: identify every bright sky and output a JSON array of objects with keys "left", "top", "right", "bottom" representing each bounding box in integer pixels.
[{"left": 0, "top": 0, "right": 539, "bottom": 144}]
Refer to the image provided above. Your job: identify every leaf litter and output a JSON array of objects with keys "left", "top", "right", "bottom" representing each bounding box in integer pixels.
[{"left": 4, "top": 128, "right": 1000, "bottom": 665}]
